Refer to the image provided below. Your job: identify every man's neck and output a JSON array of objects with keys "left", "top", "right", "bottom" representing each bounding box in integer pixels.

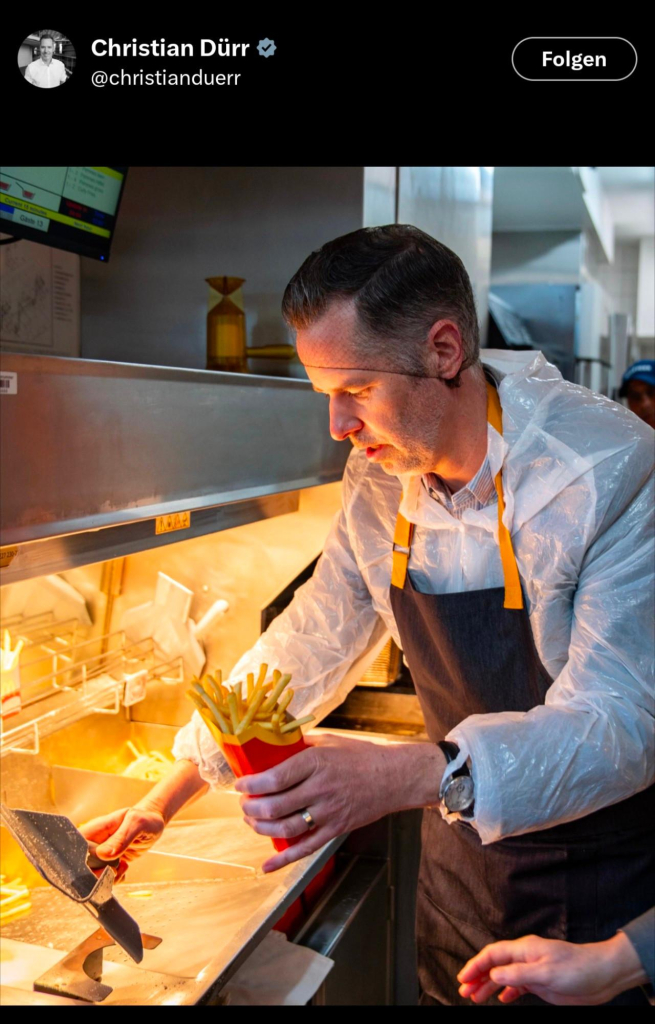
[{"left": 427, "top": 367, "right": 489, "bottom": 493}]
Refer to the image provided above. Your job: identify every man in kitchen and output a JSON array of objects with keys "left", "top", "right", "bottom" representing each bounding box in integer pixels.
[{"left": 83, "top": 225, "right": 654, "bottom": 1006}]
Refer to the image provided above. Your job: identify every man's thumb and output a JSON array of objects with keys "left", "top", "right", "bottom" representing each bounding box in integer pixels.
[{"left": 95, "top": 819, "right": 137, "bottom": 859}]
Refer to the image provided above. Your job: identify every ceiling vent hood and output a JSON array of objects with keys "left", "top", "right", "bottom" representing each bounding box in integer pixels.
[{"left": 0, "top": 355, "right": 347, "bottom": 583}]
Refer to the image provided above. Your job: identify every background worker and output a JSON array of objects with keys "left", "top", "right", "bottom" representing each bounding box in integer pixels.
[
  {"left": 619, "top": 359, "right": 655, "bottom": 429},
  {"left": 457, "top": 907, "right": 654, "bottom": 1005}
]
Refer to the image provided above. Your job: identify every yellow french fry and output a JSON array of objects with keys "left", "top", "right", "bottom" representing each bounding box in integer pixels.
[
  {"left": 187, "top": 689, "right": 209, "bottom": 715},
  {"left": 191, "top": 681, "right": 230, "bottom": 733},
  {"left": 236, "top": 689, "right": 266, "bottom": 735},
  {"left": 276, "top": 689, "right": 294, "bottom": 716},
  {"left": 246, "top": 673, "right": 254, "bottom": 701},
  {"left": 255, "top": 663, "right": 268, "bottom": 689},
  {"left": 3, "top": 630, "right": 10, "bottom": 654},
  {"left": 227, "top": 692, "right": 240, "bottom": 733},
  {"left": 280, "top": 714, "right": 314, "bottom": 734},
  {"left": 203, "top": 674, "right": 226, "bottom": 709},
  {"left": 261, "top": 673, "right": 292, "bottom": 715},
  {"left": 200, "top": 705, "right": 228, "bottom": 736},
  {"left": 187, "top": 690, "right": 229, "bottom": 734}
]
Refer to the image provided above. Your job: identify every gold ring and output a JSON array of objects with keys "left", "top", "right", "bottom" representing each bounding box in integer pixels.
[{"left": 301, "top": 809, "right": 315, "bottom": 829}]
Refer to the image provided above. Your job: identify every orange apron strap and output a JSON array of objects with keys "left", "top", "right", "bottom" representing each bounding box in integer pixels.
[
  {"left": 391, "top": 507, "right": 414, "bottom": 590},
  {"left": 389, "top": 384, "right": 523, "bottom": 608},
  {"left": 486, "top": 382, "right": 523, "bottom": 610}
]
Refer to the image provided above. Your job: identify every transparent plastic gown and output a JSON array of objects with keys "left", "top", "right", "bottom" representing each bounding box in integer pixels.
[{"left": 173, "top": 351, "right": 655, "bottom": 844}]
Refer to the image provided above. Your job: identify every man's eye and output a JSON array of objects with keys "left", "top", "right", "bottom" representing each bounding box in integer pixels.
[{"left": 352, "top": 389, "right": 371, "bottom": 400}]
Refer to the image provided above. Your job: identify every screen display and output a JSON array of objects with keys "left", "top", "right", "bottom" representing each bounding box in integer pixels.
[{"left": 0, "top": 166, "right": 127, "bottom": 261}]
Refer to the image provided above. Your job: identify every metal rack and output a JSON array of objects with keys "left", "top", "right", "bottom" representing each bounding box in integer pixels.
[{"left": 0, "top": 614, "right": 184, "bottom": 757}]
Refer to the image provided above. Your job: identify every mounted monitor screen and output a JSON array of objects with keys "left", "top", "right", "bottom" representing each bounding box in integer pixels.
[{"left": 0, "top": 166, "right": 127, "bottom": 261}]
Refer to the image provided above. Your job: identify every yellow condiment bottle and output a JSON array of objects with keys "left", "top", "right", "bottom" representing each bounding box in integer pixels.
[{"left": 206, "top": 276, "right": 247, "bottom": 372}]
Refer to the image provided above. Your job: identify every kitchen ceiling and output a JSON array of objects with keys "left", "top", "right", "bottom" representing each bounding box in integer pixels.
[{"left": 493, "top": 166, "right": 654, "bottom": 241}]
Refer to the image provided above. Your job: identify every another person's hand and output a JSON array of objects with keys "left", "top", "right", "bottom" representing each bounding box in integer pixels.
[
  {"left": 78, "top": 803, "right": 166, "bottom": 882},
  {"left": 235, "top": 732, "right": 438, "bottom": 873},
  {"left": 457, "top": 931, "right": 648, "bottom": 1005}
]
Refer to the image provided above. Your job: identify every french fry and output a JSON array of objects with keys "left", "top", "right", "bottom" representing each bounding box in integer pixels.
[
  {"left": 212, "top": 670, "right": 229, "bottom": 701},
  {"left": 236, "top": 688, "right": 266, "bottom": 735},
  {"left": 276, "top": 688, "right": 294, "bottom": 717},
  {"left": 186, "top": 689, "right": 208, "bottom": 715},
  {"left": 201, "top": 674, "right": 224, "bottom": 708},
  {"left": 280, "top": 715, "right": 314, "bottom": 734},
  {"left": 6, "top": 639, "right": 24, "bottom": 669},
  {"left": 227, "top": 691, "right": 240, "bottom": 733},
  {"left": 272, "top": 669, "right": 281, "bottom": 684},
  {"left": 3, "top": 630, "right": 10, "bottom": 653},
  {"left": 255, "top": 663, "right": 268, "bottom": 690},
  {"left": 191, "top": 681, "right": 231, "bottom": 732},
  {"left": 199, "top": 706, "right": 224, "bottom": 735},
  {"left": 261, "top": 673, "right": 292, "bottom": 715},
  {"left": 272, "top": 689, "right": 294, "bottom": 725},
  {"left": 187, "top": 689, "right": 230, "bottom": 734},
  {"left": 246, "top": 673, "right": 254, "bottom": 701}
]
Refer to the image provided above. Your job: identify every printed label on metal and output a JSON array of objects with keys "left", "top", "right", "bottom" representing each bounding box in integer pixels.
[
  {"left": 155, "top": 511, "right": 191, "bottom": 535},
  {"left": 0, "top": 546, "right": 19, "bottom": 568}
]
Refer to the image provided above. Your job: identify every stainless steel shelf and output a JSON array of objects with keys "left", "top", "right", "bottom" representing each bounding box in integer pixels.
[{"left": 1, "top": 354, "right": 347, "bottom": 581}]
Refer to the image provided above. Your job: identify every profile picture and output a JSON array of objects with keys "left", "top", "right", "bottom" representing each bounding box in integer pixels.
[{"left": 18, "top": 31, "right": 76, "bottom": 88}]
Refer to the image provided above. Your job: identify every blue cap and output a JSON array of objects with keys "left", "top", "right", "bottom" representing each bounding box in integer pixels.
[{"left": 619, "top": 360, "right": 655, "bottom": 397}]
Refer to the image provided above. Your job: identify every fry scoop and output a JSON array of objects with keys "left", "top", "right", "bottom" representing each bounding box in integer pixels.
[{"left": 0, "top": 804, "right": 144, "bottom": 963}]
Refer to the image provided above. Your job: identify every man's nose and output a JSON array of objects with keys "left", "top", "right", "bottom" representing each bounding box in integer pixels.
[{"left": 329, "top": 397, "right": 362, "bottom": 442}]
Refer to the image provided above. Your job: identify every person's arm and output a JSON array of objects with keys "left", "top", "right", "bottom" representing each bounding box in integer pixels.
[
  {"left": 619, "top": 908, "right": 655, "bottom": 994},
  {"left": 457, "top": 928, "right": 651, "bottom": 1005},
  {"left": 447, "top": 455, "right": 654, "bottom": 844},
  {"left": 24, "top": 64, "right": 35, "bottom": 85},
  {"left": 80, "top": 759, "right": 208, "bottom": 878},
  {"left": 172, "top": 452, "right": 388, "bottom": 789}
]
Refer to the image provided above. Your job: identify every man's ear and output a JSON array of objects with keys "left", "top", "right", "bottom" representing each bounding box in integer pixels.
[{"left": 426, "top": 320, "right": 464, "bottom": 381}]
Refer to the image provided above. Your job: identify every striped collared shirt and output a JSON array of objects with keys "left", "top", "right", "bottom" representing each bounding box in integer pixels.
[{"left": 422, "top": 456, "right": 497, "bottom": 519}]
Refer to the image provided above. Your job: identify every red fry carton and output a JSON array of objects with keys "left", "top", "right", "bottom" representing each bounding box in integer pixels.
[{"left": 202, "top": 717, "right": 307, "bottom": 852}]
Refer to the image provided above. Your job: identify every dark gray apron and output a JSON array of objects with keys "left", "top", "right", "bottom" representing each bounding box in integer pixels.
[{"left": 388, "top": 385, "right": 654, "bottom": 1005}]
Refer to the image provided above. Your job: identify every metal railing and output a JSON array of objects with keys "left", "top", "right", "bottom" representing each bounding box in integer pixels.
[{"left": 0, "top": 613, "right": 184, "bottom": 756}]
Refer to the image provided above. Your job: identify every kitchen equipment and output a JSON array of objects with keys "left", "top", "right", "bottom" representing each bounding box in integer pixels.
[
  {"left": 0, "top": 805, "right": 151, "bottom": 965},
  {"left": 31, "top": 925, "right": 162, "bottom": 1002},
  {"left": 121, "top": 572, "right": 228, "bottom": 678}
]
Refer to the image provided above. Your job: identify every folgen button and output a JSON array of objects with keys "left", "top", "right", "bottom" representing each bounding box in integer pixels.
[{"left": 512, "top": 37, "right": 637, "bottom": 81}]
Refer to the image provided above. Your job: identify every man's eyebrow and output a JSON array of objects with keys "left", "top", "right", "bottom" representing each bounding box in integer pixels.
[{"left": 311, "top": 379, "right": 373, "bottom": 394}]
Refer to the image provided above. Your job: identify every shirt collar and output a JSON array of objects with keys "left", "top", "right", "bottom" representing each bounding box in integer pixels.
[{"left": 397, "top": 368, "right": 509, "bottom": 528}]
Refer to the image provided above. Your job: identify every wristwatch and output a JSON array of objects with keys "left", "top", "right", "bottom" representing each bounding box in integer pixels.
[{"left": 437, "top": 741, "right": 475, "bottom": 818}]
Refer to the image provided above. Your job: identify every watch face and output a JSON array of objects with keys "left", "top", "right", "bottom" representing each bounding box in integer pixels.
[{"left": 444, "top": 775, "right": 475, "bottom": 813}]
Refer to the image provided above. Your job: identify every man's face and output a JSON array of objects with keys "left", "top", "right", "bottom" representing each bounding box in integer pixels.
[
  {"left": 40, "top": 39, "right": 54, "bottom": 63},
  {"left": 296, "top": 300, "right": 450, "bottom": 476},
  {"left": 626, "top": 380, "right": 655, "bottom": 429}
]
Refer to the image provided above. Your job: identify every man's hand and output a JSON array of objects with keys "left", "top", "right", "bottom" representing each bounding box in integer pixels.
[
  {"left": 457, "top": 931, "right": 649, "bottom": 1005},
  {"left": 235, "top": 732, "right": 446, "bottom": 873}
]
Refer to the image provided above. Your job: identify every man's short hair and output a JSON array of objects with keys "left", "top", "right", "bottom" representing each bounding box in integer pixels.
[
  {"left": 39, "top": 34, "right": 55, "bottom": 45},
  {"left": 282, "top": 225, "right": 481, "bottom": 385}
]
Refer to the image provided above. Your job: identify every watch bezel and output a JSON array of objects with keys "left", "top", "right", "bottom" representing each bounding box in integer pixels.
[{"left": 443, "top": 774, "right": 475, "bottom": 813}]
